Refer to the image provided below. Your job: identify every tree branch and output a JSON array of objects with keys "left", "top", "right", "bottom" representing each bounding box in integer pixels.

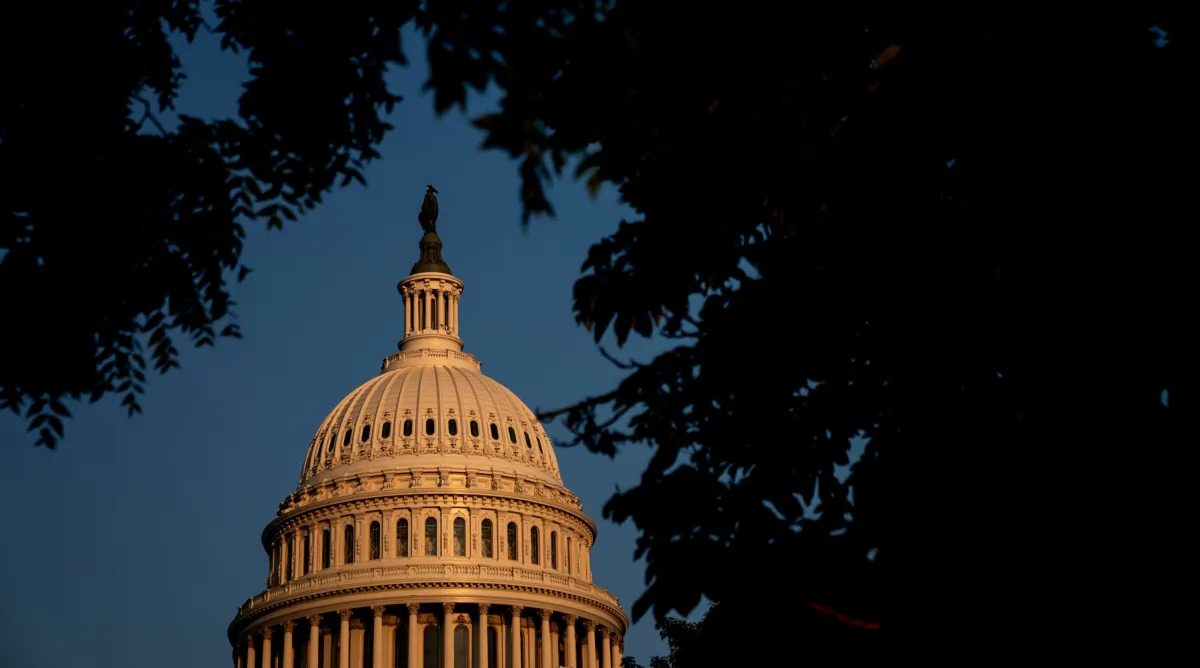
[
  {"left": 131, "top": 95, "right": 168, "bottom": 136},
  {"left": 535, "top": 388, "right": 619, "bottom": 423}
]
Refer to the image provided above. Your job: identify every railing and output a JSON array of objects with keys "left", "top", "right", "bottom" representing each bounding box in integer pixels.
[{"left": 238, "top": 563, "right": 620, "bottom": 616}]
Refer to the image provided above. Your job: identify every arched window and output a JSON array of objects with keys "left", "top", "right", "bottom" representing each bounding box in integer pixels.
[
  {"left": 507, "top": 426, "right": 517, "bottom": 443},
  {"left": 381, "top": 421, "right": 392, "bottom": 439},
  {"left": 566, "top": 537, "right": 572, "bottom": 574},
  {"left": 481, "top": 519, "right": 494, "bottom": 558},
  {"left": 425, "top": 418, "right": 435, "bottom": 435},
  {"left": 271, "top": 541, "right": 281, "bottom": 585},
  {"left": 322, "top": 529, "right": 331, "bottom": 569},
  {"left": 536, "top": 437, "right": 543, "bottom": 453},
  {"left": 394, "top": 622, "right": 410, "bottom": 668},
  {"left": 369, "top": 521, "right": 381, "bottom": 560},
  {"left": 530, "top": 526, "right": 540, "bottom": 565},
  {"left": 303, "top": 533, "right": 311, "bottom": 575},
  {"left": 285, "top": 534, "right": 294, "bottom": 581},
  {"left": 453, "top": 626, "right": 469, "bottom": 668},
  {"left": 524, "top": 432, "right": 532, "bottom": 448},
  {"left": 489, "top": 423, "right": 499, "bottom": 441},
  {"left": 424, "top": 517, "right": 438, "bottom": 556},
  {"left": 397, "top": 518, "right": 409, "bottom": 557},
  {"left": 344, "top": 524, "right": 355, "bottom": 565},
  {"left": 470, "top": 420, "right": 480, "bottom": 437},
  {"left": 403, "top": 419, "right": 413, "bottom": 437},
  {"left": 342, "top": 429, "right": 352, "bottom": 447},
  {"left": 448, "top": 419, "right": 458, "bottom": 436},
  {"left": 327, "top": 432, "right": 337, "bottom": 454},
  {"left": 422, "top": 625, "right": 440, "bottom": 668},
  {"left": 550, "top": 531, "right": 558, "bottom": 569},
  {"left": 453, "top": 517, "right": 466, "bottom": 556},
  {"left": 487, "top": 627, "right": 499, "bottom": 668},
  {"left": 507, "top": 522, "right": 518, "bottom": 561},
  {"left": 361, "top": 424, "right": 371, "bottom": 442}
]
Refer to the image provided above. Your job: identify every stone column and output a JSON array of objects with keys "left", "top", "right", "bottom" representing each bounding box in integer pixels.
[
  {"left": 260, "top": 628, "right": 274, "bottom": 668},
  {"left": 539, "top": 610, "right": 553, "bottom": 668},
  {"left": 426, "top": 290, "right": 434, "bottom": 331},
  {"left": 478, "top": 604, "right": 490, "bottom": 668},
  {"left": 599, "top": 628, "right": 611, "bottom": 668},
  {"left": 282, "top": 621, "right": 295, "bottom": 668},
  {"left": 407, "top": 604, "right": 420, "bottom": 668},
  {"left": 582, "top": 621, "right": 596, "bottom": 668},
  {"left": 510, "top": 606, "right": 523, "bottom": 668},
  {"left": 443, "top": 603, "right": 455, "bottom": 668},
  {"left": 245, "top": 635, "right": 257, "bottom": 668},
  {"left": 372, "top": 606, "right": 386, "bottom": 668},
  {"left": 307, "top": 615, "right": 321, "bottom": 668},
  {"left": 562, "top": 615, "right": 577, "bottom": 668},
  {"left": 338, "top": 610, "right": 352, "bottom": 668},
  {"left": 613, "top": 637, "right": 622, "bottom": 668}
]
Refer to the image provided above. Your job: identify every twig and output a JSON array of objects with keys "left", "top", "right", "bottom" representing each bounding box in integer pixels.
[
  {"left": 535, "top": 388, "right": 619, "bottom": 423},
  {"left": 131, "top": 95, "right": 168, "bottom": 136},
  {"left": 598, "top": 346, "right": 642, "bottom": 369}
]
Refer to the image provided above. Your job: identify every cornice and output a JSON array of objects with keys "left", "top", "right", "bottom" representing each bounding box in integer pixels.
[{"left": 228, "top": 579, "right": 627, "bottom": 645}]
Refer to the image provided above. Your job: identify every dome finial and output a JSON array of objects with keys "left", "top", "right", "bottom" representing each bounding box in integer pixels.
[
  {"left": 398, "top": 185, "right": 463, "bottom": 353},
  {"left": 410, "top": 185, "right": 452, "bottom": 275}
]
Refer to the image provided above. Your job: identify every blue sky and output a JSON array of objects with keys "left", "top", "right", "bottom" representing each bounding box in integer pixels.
[{"left": 0, "top": 25, "right": 683, "bottom": 668}]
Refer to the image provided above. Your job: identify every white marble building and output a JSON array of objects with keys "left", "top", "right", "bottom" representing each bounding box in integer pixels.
[{"left": 228, "top": 200, "right": 628, "bottom": 668}]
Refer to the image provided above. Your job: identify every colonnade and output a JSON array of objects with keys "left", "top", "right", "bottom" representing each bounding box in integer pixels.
[
  {"left": 402, "top": 284, "right": 460, "bottom": 337},
  {"left": 235, "top": 602, "right": 623, "bottom": 668}
]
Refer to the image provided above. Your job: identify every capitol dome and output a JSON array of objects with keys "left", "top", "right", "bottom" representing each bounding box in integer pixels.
[{"left": 229, "top": 190, "right": 627, "bottom": 668}]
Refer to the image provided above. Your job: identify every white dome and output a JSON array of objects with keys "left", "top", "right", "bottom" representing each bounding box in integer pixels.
[{"left": 298, "top": 348, "right": 563, "bottom": 489}]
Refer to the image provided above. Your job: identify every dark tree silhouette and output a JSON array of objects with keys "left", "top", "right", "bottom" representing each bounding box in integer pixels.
[{"left": 3, "top": 2, "right": 1193, "bottom": 660}]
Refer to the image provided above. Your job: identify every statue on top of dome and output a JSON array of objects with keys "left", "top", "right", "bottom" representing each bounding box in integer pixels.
[{"left": 419, "top": 184, "right": 439, "bottom": 234}]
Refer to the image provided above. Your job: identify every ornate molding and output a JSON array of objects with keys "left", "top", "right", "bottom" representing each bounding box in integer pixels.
[
  {"left": 283, "top": 620, "right": 296, "bottom": 632},
  {"left": 600, "top": 627, "right": 611, "bottom": 638},
  {"left": 583, "top": 619, "right": 597, "bottom": 631},
  {"left": 511, "top": 605, "right": 524, "bottom": 617},
  {"left": 407, "top": 603, "right": 420, "bottom": 615},
  {"left": 478, "top": 603, "right": 490, "bottom": 615},
  {"left": 371, "top": 605, "right": 386, "bottom": 617},
  {"left": 538, "top": 608, "right": 553, "bottom": 621},
  {"left": 338, "top": 610, "right": 353, "bottom": 622},
  {"left": 563, "top": 614, "right": 577, "bottom": 625},
  {"left": 443, "top": 602, "right": 455, "bottom": 614},
  {"left": 307, "top": 614, "right": 322, "bottom": 626}
]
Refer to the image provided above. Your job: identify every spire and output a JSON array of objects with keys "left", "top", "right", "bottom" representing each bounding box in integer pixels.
[
  {"left": 396, "top": 186, "right": 464, "bottom": 353},
  {"left": 411, "top": 184, "right": 452, "bottom": 275}
]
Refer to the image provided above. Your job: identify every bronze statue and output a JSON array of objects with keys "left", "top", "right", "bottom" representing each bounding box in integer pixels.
[{"left": 419, "top": 185, "right": 439, "bottom": 234}]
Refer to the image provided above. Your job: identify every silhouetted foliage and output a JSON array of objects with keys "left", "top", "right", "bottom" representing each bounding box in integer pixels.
[
  {"left": 4, "top": 2, "right": 1192, "bottom": 659},
  {"left": 640, "top": 600, "right": 881, "bottom": 667}
]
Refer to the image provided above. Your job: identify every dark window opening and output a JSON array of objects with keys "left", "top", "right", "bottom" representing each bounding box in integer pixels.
[
  {"left": 481, "top": 519, "right": 494, "bottom": 558},
  {"left": 469, "top": 420, "right": 480, "bottom": 437},
  {"left": 448, "top": 419, "right": 458, "bottom": 436},
  {"left": 425, "top": 419, "right": 435, "bottom": 436},
  {"left": 530, "top": 526, "right": 540, "bottom": 565},
  {"left": 381, "top": 421, "right": 392, "bottom": 439},
  {"left": 397, "top": 519, "right": 409, "bottom": 557},
  {"left": 322, "top": 530, "right": 331, "bottom": 569},
  {"left": 370, "top": 521, "right": 381, "bottom": 560},
  {"left": 303, "top": 534, "right": 311, "bottom": 575},
  {"left": 550, "top": 531, "right": 558, "bottom": 569},
  {"left": 342, "top": 430, "right": 352, "bottom": 447},
  {"left": 524, "top": 432, "right": 532, "bottom": 448},
  {"left": 489, "top": 423, "right": 499, "bottom": 441},
  {"left": 424, "top": 517, "right": 438, "bottom": 556},
  {"left": 507, "top": 522, "right": 518, "bottom": 561},
  {"left": 361, "top": 424, "right": 371, "bottom": 442},
  {"left": 453, "top": 517, "right": 466, "bottom": 556},
  {"left": 285, "top": 534, "right": 294, "bottom": 581},
  {"left": 403, "top": 419, "right": 413, "bottom": 437},
  {"left": 507, "top": 426, "right": 517, "bottom": 444},
  {"left": 536, "top": 437, "right": 543, "bottom": 453},
  {"left": 344, "top": 524, "right": 355, "bottom": 564}
]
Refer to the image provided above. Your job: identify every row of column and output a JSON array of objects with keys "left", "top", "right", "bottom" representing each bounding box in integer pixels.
[
  {"left": 403, "top": 287, "right": 459, "bottom": 336},
  {"left": 237, "top": 602, "right": 623, "bottom": 668}
]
